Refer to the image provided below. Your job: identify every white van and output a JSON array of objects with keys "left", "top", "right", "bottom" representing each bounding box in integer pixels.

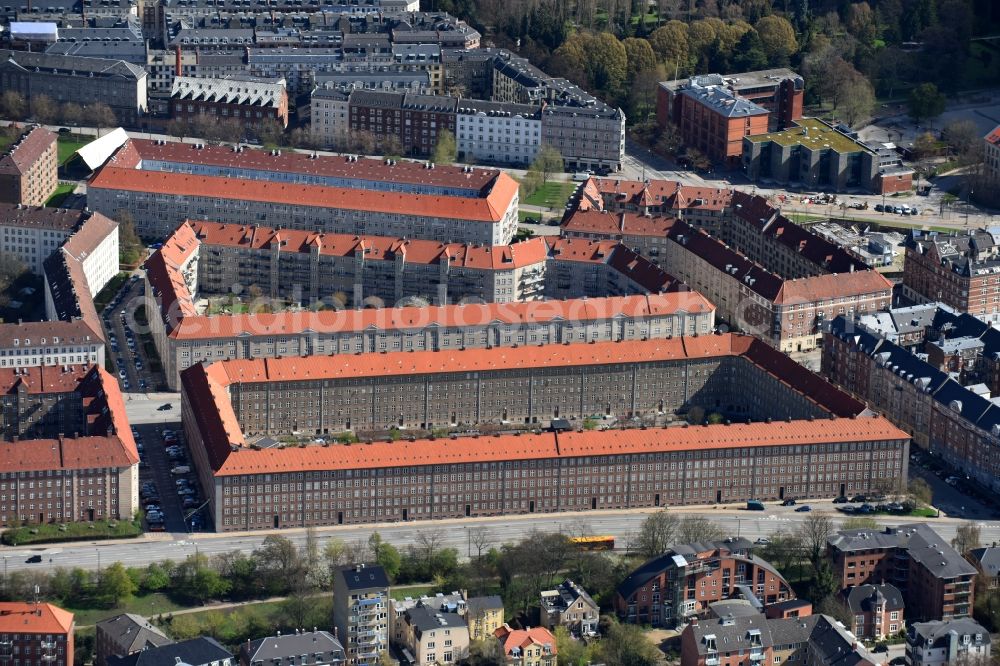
[{"left": 572, "top": 171, "right": 593, "bottom": 181}]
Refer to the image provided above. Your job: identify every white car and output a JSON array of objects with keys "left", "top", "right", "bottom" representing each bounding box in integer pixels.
[{"left": 171, "top": 466, "right": 191, "bottom": 475}]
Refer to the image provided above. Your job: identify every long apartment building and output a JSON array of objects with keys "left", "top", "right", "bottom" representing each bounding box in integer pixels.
[
  {"left": 902, "top": 228, "right": 1000, "bottom": 319},
  {"left": 87, "top": 138, "right": 520, "bottom": 243},
  {"left": 181, "top": 333, "right": 909, "bottom": 531},
  {"left": 144, "top": 219, "right": 712, "bottom": 388},
  {"left": 0, "top": 126, "right": 58, "bottom": 207},
  {"left": 563, "top": 183, "right": 892, "bottom": 352},
  {"left": 0, "top": 364, "right": 139, "bottom": 527},
  {"left": 824, "top": 315, "right": 1000, "bottom": 492}
]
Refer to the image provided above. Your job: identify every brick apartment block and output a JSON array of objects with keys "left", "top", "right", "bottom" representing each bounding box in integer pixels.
[
  {"left": 0, "top": 126, "right": 57, "bottom": 206},
  {"left": 180, "top": 333, "right": 908, "bottom": 531}
]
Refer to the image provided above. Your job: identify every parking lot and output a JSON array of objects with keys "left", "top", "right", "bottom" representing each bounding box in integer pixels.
[
  {"left": 135, "top": 420, "right": 210, "bottom": 534},
  {"left": 102, "top": 274, "right": 164, "bottom": 394}
]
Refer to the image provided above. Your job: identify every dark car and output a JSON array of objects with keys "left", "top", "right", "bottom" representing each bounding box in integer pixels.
[
  {"left": 157, "top": 403, "right": 173, "bottom": 411},
  {"left": 874, "top": 204, "right": 884, "bottom": 212},
  {"left": 794, "top": 505, "right": 812, "bottom": 512},
  {"left": 832, "top": 496, "right": 849, "bottom": 503},
  {"left": 25, "top": 555, "right": 42, "bottom": 563},
  {"left": 58, "top": 127, "right": 71, "bottom": 134},
  {"left": 850, "top": 494, "right": 867, "bottom": 503},
  {"left": 781, "top": 498, "right": 796, "bottom": 506}
]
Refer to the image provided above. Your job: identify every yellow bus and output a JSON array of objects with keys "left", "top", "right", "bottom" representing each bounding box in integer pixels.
[{"left": 569, "top": 535, "right": 615, "bottom": 551}]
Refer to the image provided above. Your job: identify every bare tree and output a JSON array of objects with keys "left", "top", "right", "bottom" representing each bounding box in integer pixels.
[
  {"left": 677, "top": 516, "right": 724, "bottom": 544},
  {"left": 31, "top": 94, "right": 58, "bottom": 125},
  {"left": 952, "top": 522, "right": 982, "bottom": 556},
  {"left": 0, "top": 91, "right": 26, "bottom": 121},
  {"left": 800, "top": 514, "right": 834, "bottom": 568},
  {"left": 59, "top": 102, "right": 82, "bottom": 127},
  {"left": 635, "top": 510, "right": 680, "bottom": 559},
  {"left": 469, "top": 526, "right": 491, "bottom": 560},
  {"left": 85, "top": 102, "right": 117, "bottom": 136}
]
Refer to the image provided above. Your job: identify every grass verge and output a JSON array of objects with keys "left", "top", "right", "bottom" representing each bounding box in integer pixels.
[
  {"left": 2, "top": 518, "right": 142, "bottom": 546},
  {"left": 93, "top": 272, "right": 128, "bottom": 313},
  {"left": 45, "top": 182, "right": 76, "bottom": 207},
  {"left": 522, "top": 180, "right": 576, "bottom": 209},
  {"left": 68, "top": 592, "right": 188, "bottom": 627},
  {"left": 57, "top": 135, "right": 89, "bottom": 165}
]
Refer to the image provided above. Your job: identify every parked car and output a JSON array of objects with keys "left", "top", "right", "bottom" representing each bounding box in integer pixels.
[
  {"left": 158, "top": 403, "right": 173, "bottom": 411},
  {"left": 781, "top": 498, "right": 796, "bottom": 506},
  {"left": 832, "top": 496, "right": 849, "bottom": 504},
  {"left": 794, "top": 505, "right": 812, "bottom": 512},
  {"left": 171, "top": 466, "right": 191, "bottom": 475}
]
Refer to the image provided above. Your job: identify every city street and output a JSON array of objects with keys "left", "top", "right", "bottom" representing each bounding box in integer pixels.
[{"left": 3, "top": 502, "right": 999, "bottom": 575}]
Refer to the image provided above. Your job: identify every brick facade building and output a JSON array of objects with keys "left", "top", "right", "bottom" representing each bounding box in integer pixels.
[
  {"left": 614, "top": 539, "right": 794, "bottom": 627},
  {"left": 0, "top": 603, "right": 75, "bottom": 666},
  {"left": 169, "top": 75, "right": 289, "bottom": 134},
  {"left": 842, "top": 583, "right": 904, "bottom": 639},
  {"left": 144, "top": 220, "right": 712, "bottom": 389},
  {"left": 181, "top": 333, "right": 908, "bottom": 531},
  {"left": 902, "top": 228, "right": 1000, "bottom": 318},
  {"left": 563, "top": 183, "right": 892, "bottom": 352},
  {"left": 0, "top": 126, "right": 58, "bottom": 206},
  {"left": 0, "top": 365, "right": 138, "bottom": 527},
  {"left": 827, "top": 524, "right": 976, "bottom": 622},
  {"left": 656, "top": 68, "right": 803, "bottom": 165}
]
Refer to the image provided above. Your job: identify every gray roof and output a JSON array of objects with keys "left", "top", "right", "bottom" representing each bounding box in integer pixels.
[
  {"left": 659, "top": 68, "right": 802, "bottom": 94},
  {"left": 240, "top": 630, "right": 344, "bottom": 665},
  {"left": 707, "top": 600, "right": 761, "bottom": 619},
  {"left": 336, "top": 563, "right": 389, "bottom": 591},
  {"left": 842, "top": 584, "right": 904, "bottom": 613},
  {"left": 348, "top": 89, "right": 403, "bottom": 109},
  {"left": 679, "top": 83, "right": 768, "bottom": 118},
  {"left": 827, "top": 523, "right": 977, "bottom": 580},
  {"left": 405, "top": 605, "right": 467, "bottom": 638},
  {"left": 45, "top": 40, "right": 147, "bottom": 63},
  {"left": 910, "top": 618, "right": 991, "bottom": 647},
  {"left": 95, "top": 614, "right": 173, "bottom": 656},
  {"left": 456, "top": 98, "right": 540, "bottom": 118},
  {"left": 393, "top": 592, "right": 463, "bottom": 615},
  {"left": 969, "top": 547, "right": 1000, "bottom": 577},
  {"left": 107, "top": 638, "right": 232, "bottom": 666},
  {"left": 171, "top": 75, "right": 285, "bottom": 107},
  {"left": 0, "top": 49, "right": 145, "bottom": 80},
  {"left": 540, "top": 580, "right": 597, "bottom": 614},
  {"left": 465, "top": 595, "right": 502, "bottom": 614},
  {"left": 803, "top": 615, "right": 879, "bottom": 666}
]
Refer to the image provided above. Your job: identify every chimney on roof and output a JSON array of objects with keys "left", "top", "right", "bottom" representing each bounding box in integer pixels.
[{"left": 175, "top": 44, "right": 183, "bottom": 77}]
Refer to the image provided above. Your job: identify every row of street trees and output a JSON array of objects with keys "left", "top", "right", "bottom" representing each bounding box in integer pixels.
[{"left": 0, "top": 91, "right": 117, "bottom": 134}]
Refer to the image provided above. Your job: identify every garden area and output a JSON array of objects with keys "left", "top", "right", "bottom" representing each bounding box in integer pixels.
[
  {"left": 2, "top": 518, "right": 142, "bottom": 546},
  {"left": 521, "top": 180, "right": 577, "bottom": 209},
  {"left": 45, "top": 182, "right": 76, "bottom": 207},
  {"left": 57, "top": 134, "right": 90, "bottom": 166}
]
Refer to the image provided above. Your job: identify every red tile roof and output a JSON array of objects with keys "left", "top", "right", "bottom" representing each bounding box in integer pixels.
[
  {"left": 124, "top": 138, "right": 504, "bottom": 193},
  {"left": 182, "top": 333, "right": 882, "bottom": 475},
  {"left": 562, "top": 210, "right": 678, "bottom": 237},
  {"left": 186, "top": 220, "right": 550, "bottom": 269},
  {"left": 0, "top": 603, "right": 74, "bottom": 634},
  {"left": 0, "top": 365, "right": 90, "bottom": 395},
  {"left": 987, "top": 125, "right": 1000, "bottom": 146},
  {"left": 89, "top": 167, "right": 517, "bottom": 223},
  {"left": 0, "top": 126, "right": 56, "bottom": 176},
  {"left": 495, "top": 624, "right": 557, "bottom": 657}
]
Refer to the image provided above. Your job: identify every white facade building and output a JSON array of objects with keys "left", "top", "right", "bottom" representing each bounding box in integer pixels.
[
  {"left": 310, "top": 88, "right": 350, "bottom": 148},
  {"left": 456, "top": 101, "right": 541, "bottom": 166}
]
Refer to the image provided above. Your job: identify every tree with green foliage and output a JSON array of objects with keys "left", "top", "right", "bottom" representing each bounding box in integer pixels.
[
  {"left": 623, "top": 37, "right": 657, "bottom": 82},
  {"left": 97, "top": 562, "right": 136, "bottom": 607},
  {"left": 368, "top": 532, "right": 402, "bottom": 581},
  {"left": 596, "top": 618, "right": 662, "bottom": 665},
  {"left": 432, "top": 129, "right": 457, "bottom": 164},
  {"left": 809, "top": 559, "right": 840, "bottom": 604},
  {"left": 554, "top": 625, "right": 594, "bottom": 665},
  {"left": 730, "top": 28, "right": 768, "bottom": 72},
  {"left": 648, "top": 21, "right": 689, "bottom": 69},
  {"left": 909, "top": 82, "right": 947, "bottom": 123},
  {"left": 754, "top": 15, "right": 797, "bottom": 65}
]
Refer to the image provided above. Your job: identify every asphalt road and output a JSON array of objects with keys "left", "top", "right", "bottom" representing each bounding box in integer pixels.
[{"left": 4, "top": 504, "right": 999, "bottom": 575}]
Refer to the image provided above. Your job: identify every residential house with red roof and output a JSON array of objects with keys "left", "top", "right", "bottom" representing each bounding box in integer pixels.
[
  {"left": 0, "top": 602, "right": 75, "bottom": 666},
  {"left": 493, "top": 624, "right": 555, "bottom": 665}
]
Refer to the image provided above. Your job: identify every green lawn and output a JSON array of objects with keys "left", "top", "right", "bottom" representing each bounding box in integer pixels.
[
  {"left": 391, "top": 585, "right": 434, "bottom": 601},
  {"left": 909, "top": 506, "right": 938, "bottom": 518},
  {"left": 67, "top": 593, "right": 189, "bottom": 627},
  {"left": 2, "top": 519, "right": 142, "bottom": 546},
  {"left": 94, "top": 272, "right": 128, "bottom": 313},
  {"left": 45, "top": 182, "right": 76, "bottom": 207},
  {"left": 57, "top": 135, "right": 89, "bottom": 165},
  {"left": 522, "top": 180, "right": 576, "bottom": 209}
]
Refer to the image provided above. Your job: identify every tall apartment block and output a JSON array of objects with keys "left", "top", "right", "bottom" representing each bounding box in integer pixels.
[
  {"left": 0, "top": 126, "right": 58, "bottom": 206},
  {"left": 333, "top": 564, "right": 390, "bottom": 666}
]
